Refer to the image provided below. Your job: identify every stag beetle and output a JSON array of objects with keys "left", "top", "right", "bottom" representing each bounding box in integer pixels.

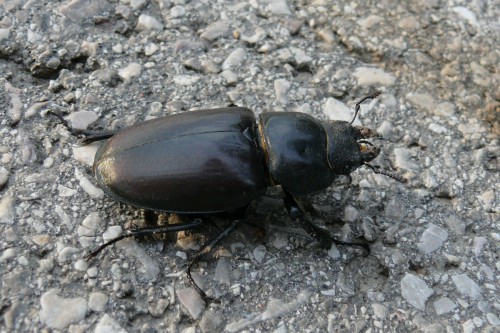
[{"left": 50, "top": 92, "right": 404, "bottom": 299}]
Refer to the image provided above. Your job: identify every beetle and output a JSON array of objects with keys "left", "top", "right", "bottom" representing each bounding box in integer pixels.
[{"left": 50, "top": 92, "right": 404, "bottom": 299}]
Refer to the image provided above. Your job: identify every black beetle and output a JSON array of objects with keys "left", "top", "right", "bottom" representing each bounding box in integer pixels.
[{"left": 50, "top": 92, "right": 404, "bottom": 299}]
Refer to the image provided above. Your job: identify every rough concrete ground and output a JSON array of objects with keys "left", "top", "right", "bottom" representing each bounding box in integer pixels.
[{"left": 0, "top": 0, "right": 498, "bottom": 332}]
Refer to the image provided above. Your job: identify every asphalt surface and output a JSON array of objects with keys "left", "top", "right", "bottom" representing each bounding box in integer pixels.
[{"left": 0, "top": 0, "right": 498, "bottom": 332}]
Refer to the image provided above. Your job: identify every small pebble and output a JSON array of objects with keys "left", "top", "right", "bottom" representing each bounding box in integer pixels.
[
  {"left": 118, "top": 63, "right": 142, "bottom": 81},
  {"left": 40, "top": 289, "right": 87, "bottom": 329},
  {"left": 274, "top": 79, "right": 291, "bottom": 104},
  {"left": 400, "top": 274, "right": 434, "bottom": 311},
  {"left": 418, "top": 224, "right": 448, "bottom": 254},
  {"left": 75, "top": 168, "right": 104, "bottom": 199},
  {"left": 65, "top": 111, "right": 99, "bottom": 131},
  {"left": 94, "top": 314, "right": 127, "bottom": 333},
  {"left": 200, "top": 20, "right": 230, "bottom": 41},
  {"left": 136, "top": 14, "right": 163, "bottom": 31},
  {"left": 353, "top": 67, "right": 396, "bottom": 86},
  {"left": 222, "top": 48, "right": 246, "bottom": 70},
  {"left": 177, "top": 288, "right": 206, "bottom": 320},
  {"left": 0, "top": 195, "right": 15, "bottom": 224},
  {"left": 89, "top": 292, "right": 108, "bottom": 312},
  {"left": 451, "top": 274, "right": 482, "bottom": 299},
  {"left": 433, "top": 297, "right": 456, "bottom": 315}
]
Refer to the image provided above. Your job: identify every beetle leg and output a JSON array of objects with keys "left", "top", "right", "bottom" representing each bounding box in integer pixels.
[
  {"left": 48, "top": 110, "right": 118, "bottom": 144},
  {"left": 364, "top": 163, "right": 407, "bottom": 183},
  {"left": 283, "top": 191, "right": 333, "bottom": 248},
  {"left": 350, "top": 91, "right": 381, "bottom": 125},
  {"left": 84, "top": 219, "right": 204, "bottom": 260},
  {"left": 283, "top": 191, "right": 370, "bottom": 254},
  {"left": 187, "top": 218, "right": 245, "bottom": 302}
]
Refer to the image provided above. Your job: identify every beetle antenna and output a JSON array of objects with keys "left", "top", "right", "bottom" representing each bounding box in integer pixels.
[
  {"left": 364, "top": 163, "right": 407, "bottom": 183},
  {"left": 350, "top": 91, "right": 382, "bottom": 125}
]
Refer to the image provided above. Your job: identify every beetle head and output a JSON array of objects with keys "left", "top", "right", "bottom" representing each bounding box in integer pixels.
[{"left": 324, "top": 121, "right": 381, "bottom": 175}]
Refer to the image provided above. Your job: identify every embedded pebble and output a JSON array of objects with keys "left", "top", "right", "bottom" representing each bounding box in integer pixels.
[
  {"left": 40, "top": 289, "right": 87, "bottom": 329},
  {"left": 118, "top": 63, "right": 142, "bottom": 81},
  {"left": 486, "top": 313, "right": 500, "bottom": 326},
  {"left": 26, "top": 101, "right": 49, "bottom": 118},
  {"left": 90, "top": 69, "right": 120, "bottom": 86},
  {"left": 358, "top": 15, "right": 384, "bottom": 29},
  {"left": 478, "top": 189, "right": 495, "bottom": 211},
  {"left": 136, "top": 14, "right": 164, "bottom": 31},
  {"left": 130, "top": 0, "right": 147, "bottom": 10},
  {"left": 94, "top": 314, "right": 127, "bottom": 333},
  {"left": 0, "top": 28, "right": 10, "bottom": 41},
  {"left": 215, "top": 257, "right": 231, "bottom": 285},
  {"left": 262, "top": 0, "right": 292, "bottom": 15},
  {"left": 221, "top": 70, "right": 238, "bottom": 85},
  {"left": 58, "top": 246, "right": 79, "bottom": 263},
  {"left": 444, "top": 214, "right": 465, "bottom": 235},
  {"left": 120, "top": 239, "right": 160, "bottom": 280},
  {"left": 451, "top": 274, "right": 482, "bottom": 299},
  {"left": 323, "top": 98, "right": 355, "bottom": 123},
  {"left": 393, "top": 148, "right": 419, "bottom": 172},
  {"left": 401, "top": 274, "right": 434, "bottom": 311},
  {"left": 418, "top": 224, "right": 448, "bottom": 254},
  {"left": 377, "top": 121, "right": 393, "bottom": 139},
  {"left": 78, "top": 212, "right": 102, "bottom": 237},
  {"left": 452, "top": 7, "right": 479, "bottom": 28},
  {"left": 353, "top": 67, "right": 396, "bottom": 86},
  {"left": 200, "top": 20, "right": 231, "bottom": 41},
  {"left": 73, "top": 143, "right": 100, "bottom": 167},
  {"left": 74, "top": 259, "right": 88, "bottom": 271},
  {"left": 328, "top": 244, "right": 340, "bottom": 259},
  {"left": 253, "top": 245, "right": 266, "bottom": 263},
  {"left": 177, "top": 288, "right": 206, "bottom": 320},
  {"left": 144, "top": 43, "right": 159, "bottom": 56},
  {"left": 65, "top": 111, "right": 99, "bottom": 131},
  {"left": 5, "top": 81, "right": 22, "bottom": 125},
  {"left": 406, "top": 92, "right": 436, "bottom": 113},
  {"left": 289, "top": 47, "right": 312, "bottom": 66},
  {"left": 343, "top": 205, "right": 359, "bottom": 222},
  {"left": 59, "top": 0, "right": 110, "bottom": 23},
  {"left": 372, "top": 303, "right": 388, "bottom": 319},
  {"left": 75, "top": 168, "right": 104, "bottom": 199},
  {"left": 149, "top": 298, "right": 169, "bottom": 317},
  {"left": 200, "top": 309, "right": 224, "bottom": 333},
  {"left": 474, "top": 236, "right": 487, "bottom": 257},
  {"left": 102, "top": 226, "right": 123, "bottom": 242},
  {"left": 0, "top": 195, "right": 15, "bottom": 224},
  {"left": 0, "top": 248, "right": 16, "bottom": 262},
  {"left": 89, "top": 292, "right": 108, "bottom": 312},
  {"left": 222, "top": 48, "right": 246, "bottom": 70},
  {"left": 241, "top": 27, "right": 267, "bottom": 44},
  {"left": 171, "top": 5, "right": 186, "bottom": 18},
  {"left": 225, "top": 290, "right": 311, "bottom": 332},
  {"left": 274, "top": 79, "right": 291, "bottom": 104},
  {"left": 433, "top": 297, "right": 457, "bottom": 315},
  {"left": 174, "top": 75, "right": 200, "bottom": 86}
]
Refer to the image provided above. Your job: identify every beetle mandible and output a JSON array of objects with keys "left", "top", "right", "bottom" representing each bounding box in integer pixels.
[{"left": 50, "top": 92, "right": 404, "bottom": 299}]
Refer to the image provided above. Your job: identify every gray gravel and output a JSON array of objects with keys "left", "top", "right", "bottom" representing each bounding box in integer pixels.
[{"left": 1, "top": 0, "right": 499, "bottom": 332}]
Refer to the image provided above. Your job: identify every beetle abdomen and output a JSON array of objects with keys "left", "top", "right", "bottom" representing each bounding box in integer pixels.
[{"left": 94, "top": 108, "right": 268, "bottom": 213}]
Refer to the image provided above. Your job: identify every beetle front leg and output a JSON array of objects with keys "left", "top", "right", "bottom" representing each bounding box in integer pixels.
[
  {"left": 283, "top": 191, "right": 370, "bottom": 254},
  {"left": 283, "top": 191, "right": 333, "bottom": 248}
]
